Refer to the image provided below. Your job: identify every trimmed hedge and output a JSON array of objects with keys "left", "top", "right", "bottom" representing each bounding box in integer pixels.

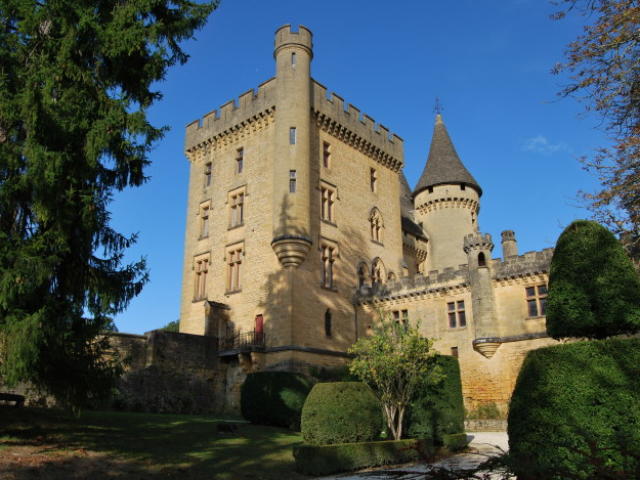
[
  {"left": 546, "top": 220, "right": 640, "bottom": 339},
  {"left": 293, "top": 439, "right": 434, "bottom": 476},
  {"left": 407, "top": 355, "right": 465, "bottom": 444},
  {"left": 301, "top": 382, "right": 382, "bottom": 445},
  {"left": 508, "top": 338, "right": 640, "bottom": 480},
  {"left": 240, "top": 371, "right": 313, "bottom": 430},
  {"left": 443, "top": 433, "right": 469, "bottom": 452}
]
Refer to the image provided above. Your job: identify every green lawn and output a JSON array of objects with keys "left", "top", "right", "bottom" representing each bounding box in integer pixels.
[{"left": 0, "top": 408, "right": 308, "bottom": 479}]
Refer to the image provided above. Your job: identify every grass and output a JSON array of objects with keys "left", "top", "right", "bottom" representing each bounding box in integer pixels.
[{"left": 0, "top": 407, "right": 308, "bottom": 479}]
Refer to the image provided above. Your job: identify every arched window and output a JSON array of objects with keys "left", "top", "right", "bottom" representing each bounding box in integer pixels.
[
  {"left": 478, "top": 252, "right": 486, "bottom": 267},
  {"left": 357, "top": 262, "right": 368, "bottom": 288},
  {"left": 324, "top": 309, "right": 332, "bottom": 337},
  {"left": 387, "top": 271, "right": 396, "bottom": 282},
  {"left": 371, "top": 258, "right": 386, "bottom": 286},
  {"left": 369, "top": 208, "right": 384, "bottom": 243}
]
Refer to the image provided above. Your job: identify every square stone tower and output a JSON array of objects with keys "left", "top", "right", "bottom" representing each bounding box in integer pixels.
[{"left": 180, "top": 25, "right": 405, "bottom": 387}]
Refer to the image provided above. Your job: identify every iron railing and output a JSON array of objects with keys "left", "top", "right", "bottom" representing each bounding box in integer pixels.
[{"left": 219, "top": 330, "right": 265, "bottom": 352}]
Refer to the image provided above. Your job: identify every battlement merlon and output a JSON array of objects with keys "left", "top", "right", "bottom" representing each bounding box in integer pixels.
[
  {"left": 274, "top": 24, "right": 313, "bottom": 59},
  {"left": 184, "top": 78, "right": 277, "bottom": 155},
  {"left": 312, "top": 80, "right": 404, "bottom": 171}
]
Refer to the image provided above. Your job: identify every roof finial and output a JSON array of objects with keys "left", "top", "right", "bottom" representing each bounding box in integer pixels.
[{"left": 433, "top": 97, "right": 444, "bottom": 123}]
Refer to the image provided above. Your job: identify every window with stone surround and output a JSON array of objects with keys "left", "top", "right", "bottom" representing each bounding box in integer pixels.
[
  {"left": 526, "top": 284, "right": 548, "bottom": 317},
  {"left": 448, "top": 301, "right": 466, "bottom": 328},
  {"left": 193, "top": 254, "right": 209, "bottom": 301},
  {"left": 369, "top": 208, "right": 384, "bottom": 243},
  {"left": 228, "top": 187, "right": 245, "bottom": 228},
  {"left": 320, "top": 241, "right": 338, "bottom": 289},
  {"left": 226, "top": 244, "right": 244, "bottom": 293},
  {"left": 289, "top": 170, "right": 297, "bottom": 193},
  {"left": 204, "top": 162, "right": 212, "bottom": 188},
  {"left": 199, "top": 202, "right": 210, "bottom": 239},
  {"left": 321, "top": 184, "right": 336, "bottom": 223},
  {"left": 370, "top": 167, "right": 377, "bottom": 192},
  {"left": 290, "top": 127, "right": 297, "bottom": 145},
  {"left": 236, "top": 147, "right": 244, "bottom": 174},
  {"left": 392, "top": 309, "right": 409, "bottom": 326},
  {"left": 322, "top": 141, "right": 331, "bottom": 168}
]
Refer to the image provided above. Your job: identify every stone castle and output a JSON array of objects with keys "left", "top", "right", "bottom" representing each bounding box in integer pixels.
[{"left": 177, "top": 25, "right": 557, "bottom": 412}]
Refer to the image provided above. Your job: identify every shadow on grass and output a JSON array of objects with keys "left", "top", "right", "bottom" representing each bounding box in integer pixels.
[{"left": 0, "top": 408, "right": 308, "bottom": 480}]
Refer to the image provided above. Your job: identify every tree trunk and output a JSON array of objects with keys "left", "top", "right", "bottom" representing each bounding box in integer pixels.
[{"left": 396, "top": 406, "right": 405, "bottom": 440}]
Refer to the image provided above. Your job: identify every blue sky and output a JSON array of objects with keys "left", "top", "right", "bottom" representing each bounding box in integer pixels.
[{"left": 111, "top": 0, "right": 605, "bottom": 334}]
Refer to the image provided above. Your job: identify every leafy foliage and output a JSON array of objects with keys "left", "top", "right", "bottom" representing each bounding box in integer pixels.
[
  {"left": 161, "top": 320, "right": 180, "bottom": 332},
  {"left": 348, "top": 315, "right": 441, "bottom": 440},
  {"left": 508, "top": 338, "right": 640, "bottom": 480},
  {"left": 0, "top": 0, "right": 217, "bottom": 411},
  {"left": 546, "top": 220, "right": 640, "bottom": 339},
  {"left": 241, "top": 371, "right": 314, "bottom": 430},
  {"left": 553, "top": 1, "right": 640, "bottom": 263},
  {"left": 114, "top": 365, "right": 215, "bottom": 414},
  {"left": 407, "top": 355, "right": 465, "bottom": 443},
  {"left": 300, "top": 382, "right": 382, "bottom": 445}
]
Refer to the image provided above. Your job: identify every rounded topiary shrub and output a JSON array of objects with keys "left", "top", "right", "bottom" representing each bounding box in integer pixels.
[
  {"left": 240, "top": 371, "right": 313, "bottom": 430},
  {"left": 114, "top": 365, "right": 215, "bottom": 414},
  {"left": 546, "top": 220, "right": 640, "bottom": 339},
  {"left": 407, "top": 355, "right": 465, "bottom": 444},
  {"left": 301, "top": 382, "right": 382, "bottom": 445},
  {"left": 508, "top": 338, "right": 640, "bottom": 480}
]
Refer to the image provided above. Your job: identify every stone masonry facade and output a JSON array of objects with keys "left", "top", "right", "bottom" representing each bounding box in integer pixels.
[{"left": 177, "top": 25, "right": 557, "bottom": 413}]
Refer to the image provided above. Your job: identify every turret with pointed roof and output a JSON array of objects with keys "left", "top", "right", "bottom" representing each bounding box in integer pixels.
[
  {"left": 413, "top": 114, "right": 481, "bottom": 197},
  {"left": 412, "top": 114, "right": 482, "bottom": 272}
]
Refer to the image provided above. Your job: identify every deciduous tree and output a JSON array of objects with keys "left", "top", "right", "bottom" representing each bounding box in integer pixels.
[
  {"left": 348, "top": 315, "right": 441, "bottom": 440},
  {"left": 0, "top": 0, "right": 217, "bottom": 411},
  {"left": 553, "top": 0, "right": 640, "bottom": 263}
]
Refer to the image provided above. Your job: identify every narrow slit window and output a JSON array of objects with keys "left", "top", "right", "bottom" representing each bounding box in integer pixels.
[
  {"left": 324, "top": 309, "right": 332, "bottom": 337},
  {"left": 204, "top": 162, "right": 212, "bottom": 188},
  {"left": 236, "top": 148, "right": 244, "bottom": 174},
  {"left": 322, "top": 142, "right": 331, "bottom": 168},
  {"left": 370, "top": 168, "right": 377, "bottom": 192},
  {"left": 289, "top": 127, "right": 297, "bottom": 145},
  {"left": 291, "top": 52, "right": 296, "bottom": 67}
]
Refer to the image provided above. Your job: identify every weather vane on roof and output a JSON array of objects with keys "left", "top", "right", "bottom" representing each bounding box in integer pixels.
[{"left": 433, "top": 97, "right": 444, "bottom": 115}]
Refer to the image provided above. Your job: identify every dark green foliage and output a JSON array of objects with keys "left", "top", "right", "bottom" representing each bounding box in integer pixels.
[
  {"left": 407, "top": 355, "right": 465, "bottom": 444},
  {"left": 442, "top": 433, "right": 469, "bottom": 452},
  {"left": 308, "top": 364, "right": 357, "bottom": 382},
  {"left": 293, "top": 439, "right": 433, "bottom": 476},
  {"left": 240, "top": 371, "right": 313, "bottom": 430},
  {"left": 301, "top": 382, "right": 383, "bottom": 445},
  {"left": 508, "top": 338, "right": 640, "bottom": 480},
  {"left": 546, "top": 220, "right": 640, "bottom": 339},
  {"left": 114, "top": 365, "right": 215, "bottom": 414},
  {"left": 0, "top": 0, "right": 217, "bottom": 412}
]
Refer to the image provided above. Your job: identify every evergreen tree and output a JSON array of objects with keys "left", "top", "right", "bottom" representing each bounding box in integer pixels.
[
  {"left": 0, "top": 0, "right": 217, "bottom": 411},
  {"left": 546, "top": 220, "right": 640, "bottom": 339}
]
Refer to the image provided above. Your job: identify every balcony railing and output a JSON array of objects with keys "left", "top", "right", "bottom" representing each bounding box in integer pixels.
[{"left": 218, "top": 330, "right": 265, "bottom": 354}]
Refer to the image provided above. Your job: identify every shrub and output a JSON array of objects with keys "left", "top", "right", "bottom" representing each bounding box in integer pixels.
[
  {"left": 546, "top": 220, "right": 640, "bottom": 339},
  {"left": 293, "top": 439, "right": 433, "bottom": 476},
  {"left": 301, "top": 382, "right": 382, "bottom": 445},
  {"left": 508, "top": 338, "right": 640, "bottom": 480},
  {"left": 240, "top": 371, "right": 313, "bottom": 430},
  {"left": 443, "top": 433, "right": 469, "bottom": 452},
  {"left": 407, "top": 355, "right": 465, "bottom": 444},
  {"left": 114, "top": 365, "right": 214, "bottom": 414}
]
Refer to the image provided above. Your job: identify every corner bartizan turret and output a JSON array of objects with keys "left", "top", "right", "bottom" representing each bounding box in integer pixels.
[
  {"left": 464, "top": 233, "right": 501, "bottom": 358},
  {"left": 271, "top": 25, "right": 314, "bottom": 268},
  {"left": 413, "top": 115, "right": 482, "bottom": 272}
]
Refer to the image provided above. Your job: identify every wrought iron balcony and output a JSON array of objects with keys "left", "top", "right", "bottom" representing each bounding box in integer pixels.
[{"left": 218, "top": 330, "right": 266, "bottom": 356}]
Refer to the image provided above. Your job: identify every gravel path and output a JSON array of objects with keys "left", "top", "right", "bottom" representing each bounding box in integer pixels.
[{"left": 318, "top": 432, "right": 509, "bottom": 480}]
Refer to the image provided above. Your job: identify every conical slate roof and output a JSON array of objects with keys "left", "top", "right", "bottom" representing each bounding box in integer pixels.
[
  {"left": 413, "top": 114, "right": 482, "bottom": 197},
  {"left": 400, "top": 171, "right": 414, "bottom": 217}
]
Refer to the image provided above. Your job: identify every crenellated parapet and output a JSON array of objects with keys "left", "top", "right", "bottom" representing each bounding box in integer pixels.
[
  {"left": 185, "top": 78, "right": 277, "bottom": 155},
  {"left": 464, "top": 233, "right": 494, "bottom": 254},
  {"left": 493, "top": 248, "right": 553, "bottom": 281},
  {"left": 356, "top": 265, "right": 469, "bottom": 305},
  {"left": 312, "top": 80, "right": 404, "bottom": 172},
  {"left": 416, "top": 195, "right": 479, "bottom": 215}
]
